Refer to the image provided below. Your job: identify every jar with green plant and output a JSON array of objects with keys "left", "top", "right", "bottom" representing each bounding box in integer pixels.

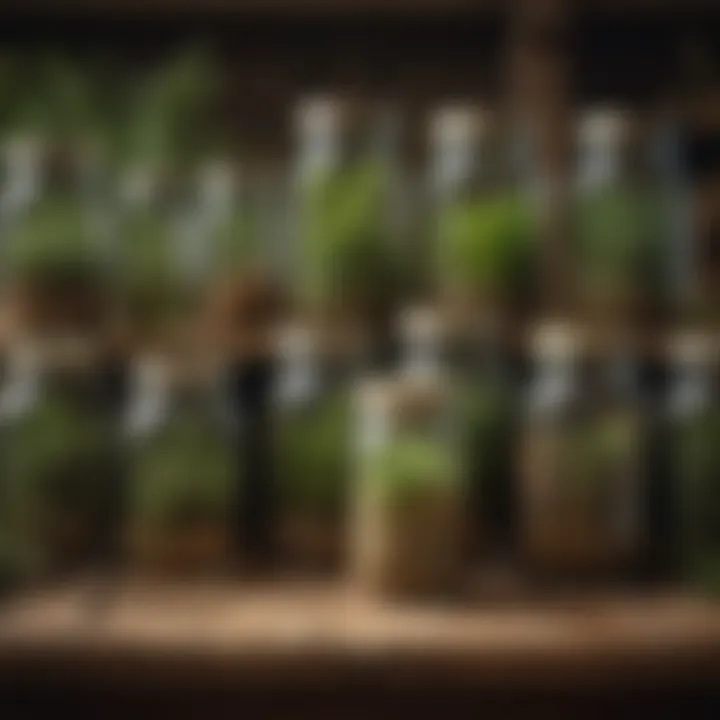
[
  {"left": 274, "top": 323, "right": 352, "bottom": 571},
  {"left": 0, "top": 55, "right": 114, "bottom": 340},
  {"left": 126, "top": 364, "right": 235, "bottom": 575},
  {"left": 429, "top": 107, "right": 534, "bottom": 327},
  {"left": 575, "top": 110, "right": 670, "bottom": 324},
  {"left": 351, "top": 308, "right": 463, "bottom": 597},
  {"left": 116, "top": 50, "right": 220, "bottom": 351},
  {"left": 0, "top": 353, "right": 115, "bottom": 575},
  {"left": 522, "top": 325, "right": 643, "bottom": 576},
  {"left": 295, "top": 98, "right": 398, "bottom": 343},
  {"left": 670, "top": 333, "right": 720, "bottom": 594}
]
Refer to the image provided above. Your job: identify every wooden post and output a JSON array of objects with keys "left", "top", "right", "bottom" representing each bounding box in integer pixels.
[{"left": 508, "top": 0, "right": 573, "bottom": 318}]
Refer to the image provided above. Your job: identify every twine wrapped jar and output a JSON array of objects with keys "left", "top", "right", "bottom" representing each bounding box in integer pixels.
[{"left": 351, "top": 307, "right": 463, "bottom": 598}]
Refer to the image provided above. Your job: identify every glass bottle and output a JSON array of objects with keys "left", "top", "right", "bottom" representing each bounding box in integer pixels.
[
  {"left": 293, "top": 96, "right": 399, "bottom": 359},
  {"left": 428, "top": 105, "right": 526, "bottom": 563},
  {"left": 670, "top": 333, "right": 720, "bottom": 593},
  {"left": 523, "top": 324, "right": 644, "bottom": 578},
  {"left": 124, "top": 355, "right": 235, "bottom": 575},
  {"left": 0, "top": 343, "right": 115, "bottom": 578},
  {"left": 575, "top": 109, "right": 669, "bottom": 327},
  {"left": 429, "top": 106, "right": 534, "bottom": 332},
  {"left": 352, "top": 307, "right": 462, "bottom": 597}
]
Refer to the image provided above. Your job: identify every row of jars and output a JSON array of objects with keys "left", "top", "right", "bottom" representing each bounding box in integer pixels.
[
  {"left": 0, "top": 98, "right": 709, "bottom": 352},
  {"left": 0, "top": 312, "right": 717, "bottom": 600}
]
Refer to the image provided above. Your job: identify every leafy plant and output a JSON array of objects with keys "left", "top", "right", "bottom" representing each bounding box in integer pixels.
[
  {"left": 131, "top": 409, "right": 234, "bottom": 531},
  {"left": 301, "top": 160, "right": 396, "bottom": 314},
  {"left": 3, "top": 390, "right": 112, "bottom": 563},
  {"left": 371, "top": 435, "right": 458, "bottom": 507},
  {"left": 124, "top": 50, "right": 219, "bottom": 173},
  {"left": 4, "top": 196, "right": 95, "bottom": 275},
  {"left": 436, "top": 193, "right": 533, "bottom": 303},
  {"left": 278, "top": 391, "right": 350, "bottom": 518},
  {"left": 578, "top": 184, "right": 666, "bottom": 302},
  {"left": 680, "top": 411, "right": 720, "bottom": 592}
]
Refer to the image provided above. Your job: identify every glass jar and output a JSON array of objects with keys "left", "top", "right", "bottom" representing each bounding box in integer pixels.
[
  {"left": 575, "top": 109, "right": 670, "bottom": 326},
  {"left": 670, "top": 333, "right": 720, "bottom": 593},
  {"left": 293, "top": 96, "right": 399, "bottom": 351},
  {"left": 351, "top": 307, "right": 462, "bottom": 597},
  {"left": 522, "top": 324, "right": 643, "bottom": 577},
  {"left": 274, "top": 322, "right": 351, "bottom": 571},
  {"left": 125, "top": 355, "right": 235, "bottom": 575},
  {"left": 429, "top": 105, "right": 534, "bottom": 331},
  {"left": 0, "top": 342, "right": 116, "bottom": 578}
]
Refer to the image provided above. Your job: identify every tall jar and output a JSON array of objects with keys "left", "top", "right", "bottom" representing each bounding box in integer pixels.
[
  {"left": 293, "top": 96, "right": 399, "bottom": 361},
  {"left": 351, "top": 307, "right": 462, "bottom": 598},
  {"left": 522, "top": 324, "right": 643, "bottom": 578},
  {"left": 0, "top": 342, "right": 115, "bottom": 578},
  {"left": 670, "top": 333, "right": 720, "bottom": 594},
  {"left": 429, "top": 106, "right": 534, "bottom": 335},
  {"left": 124, "top": 354, "right": 235, "bottom": 577},
  {"left": 274, "top": 322, "right": 351, "bottom": 572},
  {"left": 575, "top": 109, "right": 670, "bottom": 328}
]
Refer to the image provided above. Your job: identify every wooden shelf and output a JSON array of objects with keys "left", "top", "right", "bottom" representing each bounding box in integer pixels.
[{"left": 1, "top": 580, "right": 719, "bottom": 691}]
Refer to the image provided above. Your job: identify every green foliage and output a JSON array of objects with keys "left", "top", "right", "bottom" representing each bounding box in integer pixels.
[
  {"left": 301, "top": 160, "right": 396, "bottom": 311},
  {"left": 578, "top": 184, "right": 666, "bottom": 297},
  {"left": 3, "top": 196, "right": 96, "bottom": 277},
  {"left": 131, "top": 410, "right": 234, "bottom": 530},
  {"left": 437, "top": 194, "right": 533, "bottom": 299},
  {"left": 278, "top": 392, "right": 350, "bottom": 517},
  {"left": 0, "top": 531, "right": 39, "bottom": 596},
  {"left": 371, "top": 436, "right": 458, "bottom": 505},
  {"left": 3, "top": 391, "right": 111, "bottom": 540},
  {"left": 680, "top": 411, "right": 720, "bottom": 590},
  {"left": 562, "top": 414, "right": 639, "bottom": 510},
  {"left": 125, "top": 50, "right": 219, "bottom": 170},
  {"left": 459, "top": 380, "right": 515, "bottom": 512},
  {"left": 211, "top": 205, "right": 257, "bottom": 272}
]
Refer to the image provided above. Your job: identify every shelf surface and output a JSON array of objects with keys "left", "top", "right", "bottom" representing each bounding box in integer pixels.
[{"left": 1, "top": 579, "right": 719, "bottom": 691}]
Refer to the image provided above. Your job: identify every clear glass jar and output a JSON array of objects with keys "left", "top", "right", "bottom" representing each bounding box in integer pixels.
[
  {"left": 429, "top": 105, "right": 534, "bottom": 330},
  {"left": 125, "top": 355, "right": 235, "bottom": 575},
  {"left": 575, "top": 109, "right": 670, "bottom": 325},
  {"left": 274, "top": 322, "right": 351, "bottom": 571},
  {"left": 670, "top": 333, "right": 720, "bottom": 593},
  {"left": 293, "top": 96, "right": 399, "bottom": 348},
  {"left": 0, "top": 344, "right": 116, "bottom": 578},
  {"left": 351, "top": 307, "right": 462, "bottom": 597},
  {"left": 522, "top": 324, "right": 643, "bottom": 577}
]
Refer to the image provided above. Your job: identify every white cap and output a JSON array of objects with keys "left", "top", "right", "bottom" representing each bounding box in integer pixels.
[
  {"left": 397, "top": 306, "right": 444, "bottom": 346},
  {"left": 578, "top": 108, "right": 630, "bottom": 149},
  {"left": 294, "top": 96, "right": 344, "bottom": 140},
  {"left": 669, "top": 331, "right": 719, "bottom": 365},
  {"left": 531, "top": 321, "right": 579, "bottom": 361},
  {"left": 198, "top": 160, "right": 239, "bottom": 203},
  {"left": 430, "top": 106, "right": 489, "bottom": 149},
  {"left": 275, "top": 322, "right": 319, "bottom": 359}
]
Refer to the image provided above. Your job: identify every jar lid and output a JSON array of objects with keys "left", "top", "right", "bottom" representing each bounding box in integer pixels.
[
  {"left": 531, "top": 321, "right": 580, "bottom": 361},
  {"left": 668, "top": 331, "right": 719, "bottom": 365},
  {"left": 274, "top": 322, "right": 319, "bottom": 359},
  {"left": 577, "top": 108, "right": 631, "bottom": 149},
  {"left": 397, "top": 306, "right": 444, "bottom": 347},
  {"left": 429, "top": 105, "right": 490, "bottom": 149}
]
